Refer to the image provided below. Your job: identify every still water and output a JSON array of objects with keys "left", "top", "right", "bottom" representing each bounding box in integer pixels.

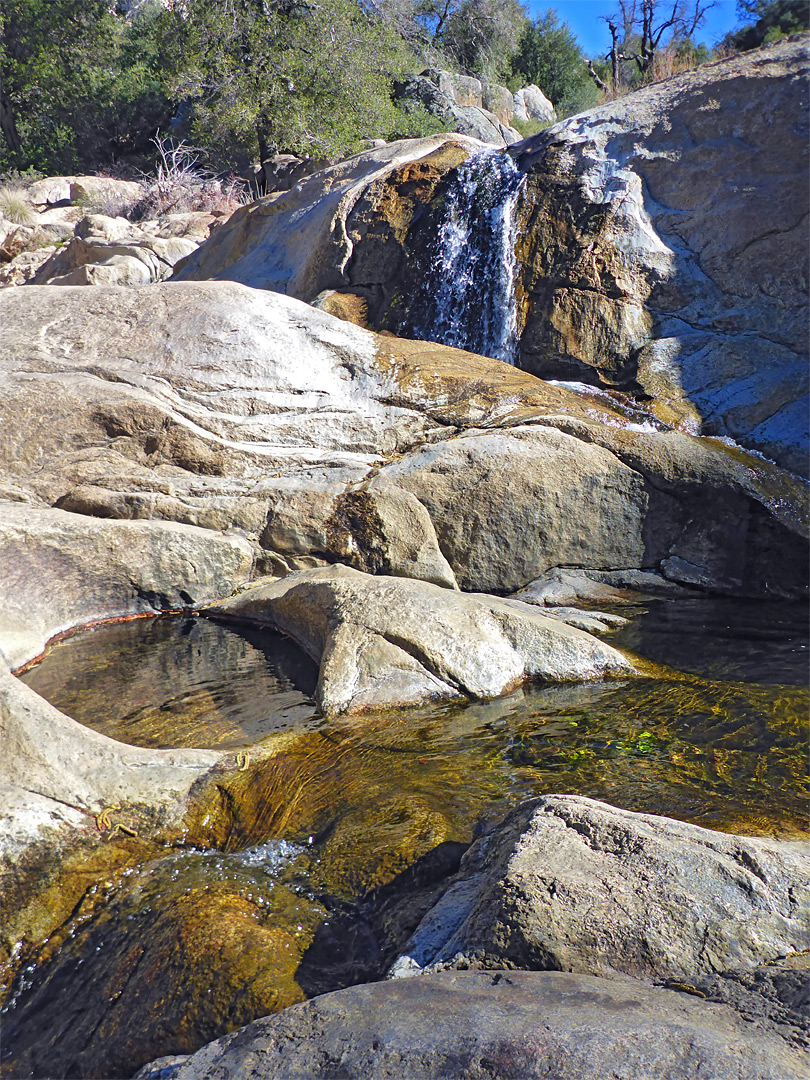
[{"left": 4, "top": 598, "right": 808, "bottom": 1079}]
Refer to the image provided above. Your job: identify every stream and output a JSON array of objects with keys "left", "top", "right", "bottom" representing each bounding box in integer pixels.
[{"left": 2, "top": 598, "right": 807, "bottom": 1078}]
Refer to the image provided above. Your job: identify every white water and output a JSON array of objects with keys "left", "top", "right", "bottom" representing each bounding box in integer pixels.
[{"left": 401, "top": 149, "right": 525, "bottom": 364}]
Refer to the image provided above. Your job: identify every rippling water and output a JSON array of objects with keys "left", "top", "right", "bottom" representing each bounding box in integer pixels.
[{"left": 5, "top": 598, "right": 808, "bottom": 1079}]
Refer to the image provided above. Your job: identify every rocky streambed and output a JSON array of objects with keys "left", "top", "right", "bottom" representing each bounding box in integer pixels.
[{"left": 1, "top": 34, "right": 808, "bottom": 1080}]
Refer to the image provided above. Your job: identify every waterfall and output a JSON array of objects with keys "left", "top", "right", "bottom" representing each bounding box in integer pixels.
[{"left": 401, "top": 149, "right": 525, "bottom": 364}]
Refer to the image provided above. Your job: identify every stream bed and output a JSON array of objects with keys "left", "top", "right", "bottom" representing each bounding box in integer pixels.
[{"left": 3, "top": 598, "right": 808, "bottom": 1079}]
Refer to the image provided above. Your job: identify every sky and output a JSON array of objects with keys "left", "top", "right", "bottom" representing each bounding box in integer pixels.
[{"left": 525, "top": 1, "right": 743, "bottom": 57}]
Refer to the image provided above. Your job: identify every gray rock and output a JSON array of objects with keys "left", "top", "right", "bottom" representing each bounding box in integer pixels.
[
  {"left": 513, "top": 567, "right": 700, "bottom": 606},
  {"left": 391, "top": 795, "right": 810, "bottom": 982},
  {"left": 211, "top": 565, "right": 634, "bottom": 715},
  {"left": 513, "top": 83, "right": 556, "bottom": 123},
  {"left": 512, "top": 36, "right": 810, "bottom": 473},
  {"left": 0, "top": 501, "right": 253, "bottom": 670},
  {"left": 133, "top": 969, "right": 808, "bottom": 1080},
  {"left": 393, "top": 75, "right": 521, "bottom": 146}
]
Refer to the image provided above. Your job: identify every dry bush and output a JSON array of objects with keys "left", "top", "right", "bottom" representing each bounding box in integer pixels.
[
  {"left": 0, "top": 187, "right": 36, "bottom": 226},
  {"left": 132, "top": 136, "right": 250, "bottom": 221}
]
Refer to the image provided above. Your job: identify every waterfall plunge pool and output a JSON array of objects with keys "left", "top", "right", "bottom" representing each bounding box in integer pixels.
[{"left": 4, "top": 598, "right": 808, "bottom": 1079}]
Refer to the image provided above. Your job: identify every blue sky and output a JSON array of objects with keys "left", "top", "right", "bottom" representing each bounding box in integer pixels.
[{"left": 525, "top": 1, "right": 742, "bottom": 57}]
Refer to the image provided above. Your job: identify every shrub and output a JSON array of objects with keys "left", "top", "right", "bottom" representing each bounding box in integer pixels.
[{"left": 0, "top": 187, "right": 36, "bottom": 225}]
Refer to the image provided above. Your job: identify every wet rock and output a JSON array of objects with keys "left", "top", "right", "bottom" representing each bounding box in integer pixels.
[
  {"left": 390, "top": 795, "right": 810, "bottom": 982},
  {"left": 132, "top": 969, "right": 808, "bottom": 1080},
  {"left": 1, "top": 841, "right": 321, "bottom": 1080},
  {"left": 512, "top": 36, "right": 810, "bottom": 473},
  {"left": 173, "top": 134, "right": 484, "bottom": 297},
  {"left": 210, "top": 564, "right": 634, "bottom": 715}
]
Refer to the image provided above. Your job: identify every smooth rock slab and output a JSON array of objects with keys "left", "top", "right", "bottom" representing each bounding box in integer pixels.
[
  {"left": 134, "top": 969, "right": 808, "bottom": 1080},
  {"left": 391, "top": 795, "right": 810, "bottom": 982},
  {"left": 210, "top": 565, "right": 634, "bottom": 715}
]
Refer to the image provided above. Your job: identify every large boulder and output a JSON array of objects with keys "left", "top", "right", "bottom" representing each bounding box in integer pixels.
[
  {"left": 173, "top": 135, "right": 484, "bottom": 296},
  {"left": 209, "top": 565, "right": 634, "bottom": 715},
  {"left": 133, "top": 969, "right": 808, "bottom": 1080},
  {"left": 512, "top": 35, "right": 810, "bottom": 474},
  {"left": 392, "top": 74, "right": 521, "bottom": 146},
  {"left": 1, "top": 283, "right": 806, "bottom": 600},
  {"left": 390, "top": 795, "right": 810, "bottom": 982}
]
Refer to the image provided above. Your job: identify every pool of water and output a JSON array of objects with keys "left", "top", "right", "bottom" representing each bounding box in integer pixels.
[
  {"left": 4, "top": 598, "right": 808, "bottom": 1079},
  {"left": 19, "top": 615, "right": 320, "bottom": 749}
]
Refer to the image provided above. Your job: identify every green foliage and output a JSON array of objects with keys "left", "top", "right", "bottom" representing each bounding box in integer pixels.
[
  {"left": 431, "top": 0, "right": 529, "bottom": 82},
  {"left": 0, "top": 0, "right": 173, "bottom": 174},
  {"left": 160, "top": 0, "right": 424, "bottom": 161},
  {"left": 724, "top": 0, "right": 810, "bottom": 50},
  {"left": 511, "top": 11, "right": 600, "bottom": 118}
]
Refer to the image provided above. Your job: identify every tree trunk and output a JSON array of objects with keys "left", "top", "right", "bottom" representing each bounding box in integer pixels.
[{"left": 0, "top": 77, "right": 22, "bottom": 156}]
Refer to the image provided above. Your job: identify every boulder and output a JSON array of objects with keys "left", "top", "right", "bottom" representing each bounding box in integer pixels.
[
  {"left": 511, "top": 35, "right": 810, "bottom": 473},
  {"left": 390, "top": 795, "right": 810, "bottom": 981},
  {"left": 133, "top": 969, "right": 808, "bottom": 1080},
  {"left": 174, "top": 135, "right": 486, "bottom": 297},
  {"left": 482, "top": 83, "right": 516, "bottom": 125},
  {"left": 393, "top": 75, "right": 521, "bottom": 146},
  {"left": 513, "top": 83, "right": 557, "bottom": 123},
  {"left": 210, "top": 565, "right": 635, "bottom": 715},
  {"left": 421, "top": 68, "right": 483, "bottom": 108},
  {"left": 1, "top": 283, "right": 806, "bottom": 600}
]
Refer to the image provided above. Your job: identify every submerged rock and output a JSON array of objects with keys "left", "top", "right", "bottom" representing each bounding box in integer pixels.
[
  {"left": 210, "top": 565, "right": 634, "bottom": 715},
  {"left": 390, "top": 795, "right": 810, "bottom": 982},
  {"left": 133, "top": 969, "right": 808, "bottom": 1080}
]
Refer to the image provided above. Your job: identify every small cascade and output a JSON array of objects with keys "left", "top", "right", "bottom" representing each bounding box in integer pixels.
[{"left": 401, "top": 149, "right": 525, "bottom": 364}]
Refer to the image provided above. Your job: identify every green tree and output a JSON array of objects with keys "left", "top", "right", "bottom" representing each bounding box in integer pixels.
[
  {"left": 160, "top": 0, "right": 422, "bottom": 162},
  {"left": 724, "top": 0, "right": 810, "bottom": 50},
  {"left": 0, "top": 0, "right": 172, "bottom": 174},
  {"left": 437, "top": 0, "right": 528, "bottom": 82},
  {"left": 511, "top": 10, "right": 600, "bottom": 116}
]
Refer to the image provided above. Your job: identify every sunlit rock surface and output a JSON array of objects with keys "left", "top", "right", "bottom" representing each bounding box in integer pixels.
[
  {"left": 390, "top": 795, "right": 810, "bottom": 981},
  {"left": 210, "top": 566, "right": 634, "bottom": 715},
  {"left": 172, "top": 37, "right": 809, "bottom": 473}
]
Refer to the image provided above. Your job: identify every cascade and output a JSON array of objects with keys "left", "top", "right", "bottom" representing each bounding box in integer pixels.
[{"left": 401, "top": 149, "right": 525, "bottom": 364}]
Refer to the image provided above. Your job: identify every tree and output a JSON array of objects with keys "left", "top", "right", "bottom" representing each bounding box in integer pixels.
[
  {"left": 0, "top": 0, "right": 172, "bottom": 173},
  {"left": 598, "top": 0, "right": 715, "bottom": 88},
  {"left": 724, "top": 0, "right": 810, "bottom": 50},
  {"left": 435, "top": 0, "right": 528, "bottom": 82},
  {"left": 512, "top": 10, "right": 600, "bottom": 116},
  {"left": 160, "top": 0, "right": 424, "bottom": 162}
]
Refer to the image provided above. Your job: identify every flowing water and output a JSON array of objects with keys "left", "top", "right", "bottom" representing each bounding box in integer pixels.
[
  {"left": 400, "top": 149, "right": 525, "bottom": 363},
  {"left": 4, "top": 599, "right": 808, "bottom": 1078}
]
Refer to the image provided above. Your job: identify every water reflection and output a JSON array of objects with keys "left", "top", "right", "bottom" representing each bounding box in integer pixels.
[
  {"left": 19, "top": 615, "right": 319, "bottom": 749},
  {"left": 4, "top": 599, "right": 807, "bottom": 1079}
]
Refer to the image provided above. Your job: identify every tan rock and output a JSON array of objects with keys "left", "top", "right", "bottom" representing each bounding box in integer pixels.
[{"left": 212, "top": 565, "right": 635, "bottom": 715}]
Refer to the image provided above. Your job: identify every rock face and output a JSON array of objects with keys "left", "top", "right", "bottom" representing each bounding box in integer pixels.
[
  {"left": 512, "top": 35, "right": 810, "bottom": 474},
  {"left": 3, "top": 283, "right": 806, "bottom": 602},
  {"left": 174, "top": 134, "right": 485, "bottom": 296},
  {"left": 2, "top": 282, "right": 806, "bottom": 603},
  {"left": 210, "top": 566, "right": 634, "bottom": 715},
  {"left": 133, "top": 969, "right": 808, "bottom": 1080},
  {"left": 175, "top": 38, "right": 809, "bottom": 474},
  {"left": 390, "top": 795, "right": 810, "bottom": 981}
]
